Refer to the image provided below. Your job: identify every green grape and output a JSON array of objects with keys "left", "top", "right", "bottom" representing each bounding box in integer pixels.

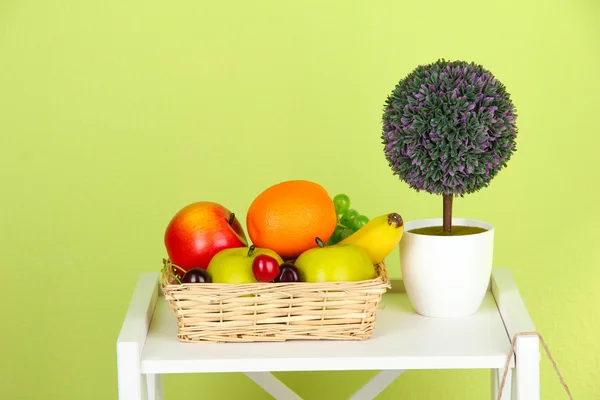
[
  {"left": 352, "top": 215, "right": 370, "bottom": 231},
  {"left": 340, "top": 208, "right": 359, "bottom": 227},
  {"left": 338, "top": 228, "right": 354, "bottom": 241},
  {"left": 333, "top": 194, "right": 350, "bottom": 216},
  {"left": 326, "top": 225, "right": 345, "bottom": 245}
]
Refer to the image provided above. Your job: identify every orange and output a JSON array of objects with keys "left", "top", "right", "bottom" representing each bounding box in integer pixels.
[{"left": 246, "top": 180, "right": 337, "bottom": 260}]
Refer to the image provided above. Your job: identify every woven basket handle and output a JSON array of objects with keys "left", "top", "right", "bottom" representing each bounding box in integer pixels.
[{"left": 161, "top": 258, "right": 183, "bottom": 284}]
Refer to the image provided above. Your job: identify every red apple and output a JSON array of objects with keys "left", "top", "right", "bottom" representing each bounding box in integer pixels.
[{"left": 164, "top": 201, "right": 248, "bottom": 272}]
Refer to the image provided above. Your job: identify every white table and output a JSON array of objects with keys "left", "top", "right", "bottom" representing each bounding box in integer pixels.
[{"left": 116, "top": 268, "right": 539, "bottom": 400}]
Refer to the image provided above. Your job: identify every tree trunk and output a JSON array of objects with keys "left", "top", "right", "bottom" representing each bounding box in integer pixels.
[{"left": 443, "top": 195, "right": 452, "bottom": 233}]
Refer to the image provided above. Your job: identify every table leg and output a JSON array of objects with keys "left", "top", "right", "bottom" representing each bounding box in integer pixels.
[
  {"left": 514, "top": 335, "right": 540, "bottom": 400},
  {"left": 146, "top": 374, "right": 163, "bottom": 400},
  {"left": 245, "top": 372, "right": 302, "bottom": 400},
  {"left": 491, "top": 367, "right": 513, "bottom": 400},
  {"left": 117, "top": 342, "right": 144, "bottom": 400},
  {"left": 116, "top": 273, "right": 160, "bottom": 400},
  {"left": 349, "top": 370, "right": 405, "bottom": 400}
]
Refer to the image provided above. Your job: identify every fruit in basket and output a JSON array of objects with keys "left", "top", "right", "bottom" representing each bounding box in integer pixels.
[
  {"left": 340, "top": 208, "right": 359, "bottom": 228},
  {"left": 182, "top": 268, "right": 212, "bottom": 283},
  {"left": 338, "top": 227, "right": 354, "bottom": 241},
  {"left": 341, "top": 210, "right": 371, "bottom": 232},
  {"left": 252, "top": 254, "right": 281, "bottom": 282},
  {"left": 294, "top": 238, "right": 377, "bottom": 282},
  {"left": 326, "top": 225, "right": 342, "bottom": 245},
  {"left": 333, "top": 193, "right": 351, "bottom": 217},
  {"left": 326, "top": 193, "right": 371, "bottom": 245},
  {"left": 164, "top": 201, "right": 248, "bottom": 272},
  {"left": 246, "top": 180, "right": 337, "bottom": 260},
  {"left": 336, "top": 212, "right": 404, "bottom": 264},
  {"left": 275, "top": 263, "right": 301, "bottom": 282},
  {"left": 353, "top": 214, "right": 370, "bottom": 230},
  {"left": 207, "top": 245, "right": 284, "bottom": 284}
]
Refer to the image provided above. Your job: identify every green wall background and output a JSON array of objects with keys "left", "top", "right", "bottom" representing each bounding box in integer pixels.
[{"left": 1, "top": 0, "right": 598, "bottom": 398}]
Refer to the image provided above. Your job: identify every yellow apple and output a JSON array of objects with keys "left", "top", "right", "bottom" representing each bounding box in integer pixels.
[
  {"left": 207, "top": 245, "right": 283, "bottom": 284},
  {"left": 294, "top": 239, "right": 377, "bottom": 282}
]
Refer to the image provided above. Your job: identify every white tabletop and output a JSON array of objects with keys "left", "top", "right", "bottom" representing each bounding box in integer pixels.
[{"left": 140, "top": 285, "right": 512, "bottom": 374}]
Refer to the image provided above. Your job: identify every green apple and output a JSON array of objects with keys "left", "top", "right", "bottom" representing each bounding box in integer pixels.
[
  {"left": 207, "top": 245, "right": 283, "bottom": 284},
  {"left": 294, "top": 238, "right": 377, "bottom": 282}
]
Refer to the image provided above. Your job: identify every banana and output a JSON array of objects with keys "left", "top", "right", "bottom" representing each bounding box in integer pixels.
[{"left": 336, "top": 213, "right": 404, "bottom": 264}]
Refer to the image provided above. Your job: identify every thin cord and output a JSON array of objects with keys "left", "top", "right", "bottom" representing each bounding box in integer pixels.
[{"left": 497, "top": 332, "right": 573, "bottom": 400}]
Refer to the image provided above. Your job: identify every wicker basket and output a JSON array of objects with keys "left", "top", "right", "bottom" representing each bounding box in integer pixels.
[{"left": 160, "top": 257, "right": 391, "bottom": 343}]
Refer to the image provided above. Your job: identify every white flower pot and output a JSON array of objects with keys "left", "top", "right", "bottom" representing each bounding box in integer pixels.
[{"left": 399, "top": 218, "right": 494, "bottom": 318}]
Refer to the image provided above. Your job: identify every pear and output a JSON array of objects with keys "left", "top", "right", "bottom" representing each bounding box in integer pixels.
[{"left": 294, "top": 238, "right": 377, "bottom": 283}]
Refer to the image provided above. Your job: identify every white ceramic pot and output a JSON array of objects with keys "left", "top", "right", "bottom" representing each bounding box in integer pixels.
[{"left": 399, "top": 218, "right": 494, "bottom": 318}]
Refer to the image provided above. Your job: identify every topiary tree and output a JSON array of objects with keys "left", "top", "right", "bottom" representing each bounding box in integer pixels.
[{"left": 381, "top": 59, "right": 518, "bottom": 233}]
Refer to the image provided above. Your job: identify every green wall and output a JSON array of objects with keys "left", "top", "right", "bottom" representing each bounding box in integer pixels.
[{"left": 1, "top": 0, "right": 598, "bottom": 398}]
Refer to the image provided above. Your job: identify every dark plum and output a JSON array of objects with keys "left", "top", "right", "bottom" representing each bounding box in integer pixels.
[
  {"left": 275, "top": 263, "right": 301, "bottom": 282},
  {"left": 182, "top": 268, "right": 212, "bottom": 283}
]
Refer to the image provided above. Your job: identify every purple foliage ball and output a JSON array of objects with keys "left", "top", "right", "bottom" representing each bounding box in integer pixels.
[{"left": 382, "top": 59, "right": 518, "bottom": 197}]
